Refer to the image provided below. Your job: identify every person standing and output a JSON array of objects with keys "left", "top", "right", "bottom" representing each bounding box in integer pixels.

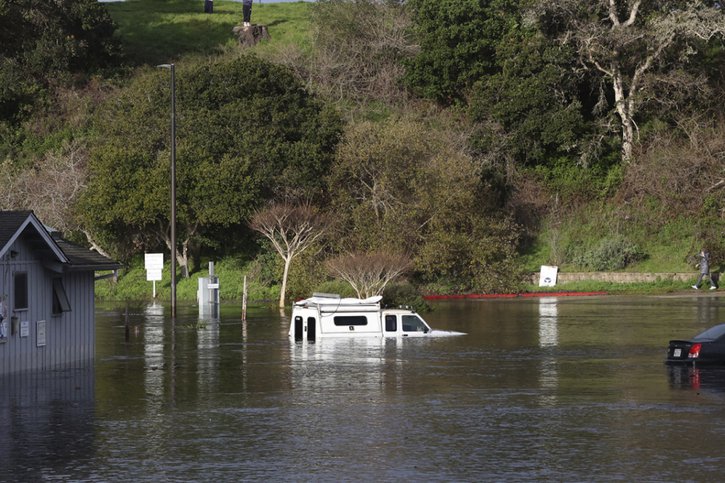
[
  {"left": 692, "top": 248, "right": 717, "bottom": 290},
  {"left": 0, "top": 295, "right": 7, "bottom": 341},
  {"left": 243, "top": 0, "right": 253, "bottom": 27}
]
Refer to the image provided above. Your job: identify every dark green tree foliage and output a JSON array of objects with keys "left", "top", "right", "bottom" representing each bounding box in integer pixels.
[
  {"left": 0, "top": 0, "right": 120, "bottom": 124},
  {"left": 81, "top": 56, "right": 342, "bottom": 267},
  {"left": 404, "top": 0, "right": 519, "bottom": 104},
  {"left": 469, "top": 30, "right": 588, "bottom": 167}
]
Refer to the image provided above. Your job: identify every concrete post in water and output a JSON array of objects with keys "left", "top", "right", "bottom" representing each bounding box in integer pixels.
[{"left": 242, "top": 275, "right": 248, "bottom": 322}]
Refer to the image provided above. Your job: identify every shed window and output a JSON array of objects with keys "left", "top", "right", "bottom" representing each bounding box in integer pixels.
[
  {"left": 52, "top": 278, "right": 71, "bottom": 315},
  {"left": 14, "top": 272, "right": 28, "bottom": 310}
]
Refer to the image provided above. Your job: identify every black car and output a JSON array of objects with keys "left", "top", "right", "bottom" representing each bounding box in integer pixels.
[{"left": 666, "top": 323, "right": 725, "bottom": 365}]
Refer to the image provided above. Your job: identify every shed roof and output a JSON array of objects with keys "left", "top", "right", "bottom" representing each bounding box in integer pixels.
[
  {"left": 0, "top": 211, "right": 119, "bottom": 271},
  {"left": 54, "top": 237, "right": 120, "bottom": 271}
]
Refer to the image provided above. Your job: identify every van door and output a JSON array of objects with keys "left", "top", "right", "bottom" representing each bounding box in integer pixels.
[
  {"left": 307, "top": 317, "right": 316, "bottom": 342},
  {"left": 401, "top": 314, "right": 430, "bottom": 337},
  {"left": 293, "top": 316, "right": 303, "bottom": 341}
]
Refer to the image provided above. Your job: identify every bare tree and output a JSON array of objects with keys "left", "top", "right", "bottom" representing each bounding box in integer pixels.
[
  {"left": 250, "top": 203, "right": 329, "bottom": 308},
  {"left": 0, "top": 139, "right": 112, "bottom": 258},
  {"left": 325, "top": 251, "right": 411, "bottom": 299},
  {"left": 286, "top": 0, "right": 416, "bottom": 108},
  {"left": 533, "top": 1, "right": 725, "bottom": 162}
]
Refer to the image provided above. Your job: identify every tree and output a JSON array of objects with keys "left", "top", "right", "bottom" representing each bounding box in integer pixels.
[
  {"left": 81, "top": 56, "right": 341, "bottom": 273},
  {"left": 327, "top": 116, "right": 523, "bottom": 292},
  {"left": 532, "top": 0, "right": 725, "bottom": 162},
  {"left": 404, "top": 0, "right": 520, "bottom": 104},
  {"left": 0, "top": 0, "right": 120, "bottom": 127},
  {"left": 327, "top": 117, "right": 481, "bottom": 253},
  {"left": 325, "top": 251, "right": 411, "bottom": 299},
  {"left": 0, "top": 139, "right": 115, "bottom": 255},
  {"left": 250, "top": 203, "right": 329, "bottom": 308},
  {"left": 469, "top": 28, "right": 589, "bottom": 168}
]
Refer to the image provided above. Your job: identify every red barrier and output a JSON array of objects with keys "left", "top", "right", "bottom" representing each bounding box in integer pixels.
[{"left": 423, "top": 291, "right": 607, "bottom": 300}]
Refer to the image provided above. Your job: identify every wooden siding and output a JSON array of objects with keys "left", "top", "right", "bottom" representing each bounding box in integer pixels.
[{"left": 0, "top": 238, "right": 95, "bottom": 375}]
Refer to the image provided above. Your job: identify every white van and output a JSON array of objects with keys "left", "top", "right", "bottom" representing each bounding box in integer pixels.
[{"left": 289, "top": 293, "right": 438, "bottom": 341}]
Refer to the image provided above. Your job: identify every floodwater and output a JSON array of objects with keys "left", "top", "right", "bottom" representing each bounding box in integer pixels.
[{"left": 2, "top": 294, "right": 725, "bottom": 481}]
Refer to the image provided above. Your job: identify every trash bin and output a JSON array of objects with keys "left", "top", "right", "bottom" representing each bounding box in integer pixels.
[{"left": 204, "top": 0, "right": 213, "bottom": 14}]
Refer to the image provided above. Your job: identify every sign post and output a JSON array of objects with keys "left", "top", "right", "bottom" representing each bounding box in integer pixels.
[{"left": 145, "top": 253, "right": 164, "bottom": 298}]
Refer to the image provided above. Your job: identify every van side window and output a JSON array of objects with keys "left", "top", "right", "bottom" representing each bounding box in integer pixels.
[
  {"left": 385, "top": 315, "right": 397, "bottom": 332},
  {"left": 333, "top": 316, "right": 368, "bottom": 326}
]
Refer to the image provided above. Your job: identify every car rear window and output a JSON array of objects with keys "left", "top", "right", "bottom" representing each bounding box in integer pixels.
[{"left": 693, "top": 324, "right": 725, "bottom": 342}]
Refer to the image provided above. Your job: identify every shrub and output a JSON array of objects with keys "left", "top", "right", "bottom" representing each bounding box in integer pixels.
[
  {"left": 383, "top": 282, "right": 430, "bottom": 313},
  {"left": 572, "top": 236, "right": 647, "bottom": 271}
]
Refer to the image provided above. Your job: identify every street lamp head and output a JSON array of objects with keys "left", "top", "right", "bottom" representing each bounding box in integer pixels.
[{"left": 157, "top": 63, "right": 174, "bottom": 69}]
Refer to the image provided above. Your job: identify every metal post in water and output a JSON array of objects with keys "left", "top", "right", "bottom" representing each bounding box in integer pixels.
[{"left": 124, "top": 305, "right": 130, "bottom": 342}]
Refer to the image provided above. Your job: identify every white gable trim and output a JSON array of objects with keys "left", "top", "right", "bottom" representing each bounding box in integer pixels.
[{"left": 0, "top": 212, "right": 69, "bottom": 263}]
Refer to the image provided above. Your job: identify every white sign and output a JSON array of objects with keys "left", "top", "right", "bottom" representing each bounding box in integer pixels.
[
  {"left": 145, "top": 253, "right": 164, "bottom": 281},
  {"left": 37, "top": 320, "right": 46, "bottom": 347},
  {"left": 20, "top": 320, "right": 29, "bottom": 337},
  {"left": 146, "top": 269, "right": 163, "bottom": 282},
  {"left": 539, "top": 265, "right": 558, "bottom": 287},
  {"left": 145, "top": 253, "right": 164, "bottom": 270}
]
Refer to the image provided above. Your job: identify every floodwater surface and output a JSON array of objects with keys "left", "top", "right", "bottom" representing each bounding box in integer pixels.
[{"left": 1, "top": 294, "right": 724, "bottom": 481}]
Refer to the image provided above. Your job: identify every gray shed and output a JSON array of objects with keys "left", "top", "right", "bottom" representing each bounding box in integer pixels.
[{"left": 0, "top": 211, "right": 119, "bottom": 375}]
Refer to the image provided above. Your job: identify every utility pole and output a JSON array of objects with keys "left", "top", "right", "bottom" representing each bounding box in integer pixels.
[{"left": 157, "top": 63, "right": 177, "bottom": 320}]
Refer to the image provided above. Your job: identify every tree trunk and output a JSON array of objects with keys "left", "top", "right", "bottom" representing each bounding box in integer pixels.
[
  {"left": 279, "top": 255, "right": 292, "bottom": 309},
  {"left": 232, "top": 24, "right": 270, "bottom": 48},
  {"left": 179, "top": 239, "right": 190, "bottom": 279},
  {"left": 82, "top": 230, "right": 113, "bottom": 259},
  {"left": 612, "top": 69, "right": 635, "bottom": 163}
]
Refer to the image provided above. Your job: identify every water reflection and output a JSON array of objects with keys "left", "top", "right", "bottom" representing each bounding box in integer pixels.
[
  {"left": 289, "top": 338, "right": 389, "bottom": 395},
  {"left": 143, "top": 303, "right": 166, "bottom": 404},
  {"left": 537, "top": 297, "right": 558, "bottom": 347},
  {"left": 2, "top": 295, "right": 725, "bottom": 481},
  {"left": 538, "top": 297, "right": 559, "bottom": 407},
  {"left": 667, "top": 364, "right": 725, "bottom": 394},
  {"left": 0, "top": 367, "right": 95, "bottom": 479}
]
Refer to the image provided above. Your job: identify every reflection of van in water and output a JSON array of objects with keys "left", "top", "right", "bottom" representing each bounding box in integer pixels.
[{"left": 290, "top": 293, "right": 439, "bottom": 341}]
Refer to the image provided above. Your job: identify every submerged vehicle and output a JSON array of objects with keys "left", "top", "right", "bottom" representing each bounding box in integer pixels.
[
  {"left": 289, "top": 293, "right": 464, "bottom": 342},
  {"left": 666, "top": 323, "right": 725, "bottom": 365}
]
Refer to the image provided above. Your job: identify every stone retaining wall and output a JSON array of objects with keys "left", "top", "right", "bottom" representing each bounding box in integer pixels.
[{"left": 531, "top": 272, "right": 702, "bottom": 284}]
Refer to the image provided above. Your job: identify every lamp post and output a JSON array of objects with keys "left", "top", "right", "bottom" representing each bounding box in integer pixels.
[{"left": 157, "top": 63, "right": 177, "bottom": 319}]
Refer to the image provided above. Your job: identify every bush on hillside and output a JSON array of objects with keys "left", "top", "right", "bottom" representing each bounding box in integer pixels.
[
  {"left": 618, "top": 121, "right": 725, "bottom": 221},
  {"left": 0, "top": 0, "right": 120, "bottom": 130},
  {"left": 571, "top": 236, "right": 646, "bottom": 271},
  {"left": 305, "top": 0, "right": 414, "bottom": 105}
]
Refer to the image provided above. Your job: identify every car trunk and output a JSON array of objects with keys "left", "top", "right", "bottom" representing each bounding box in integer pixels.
[{"left": 667, "top": 340, "right": 695, "bottom": 362}]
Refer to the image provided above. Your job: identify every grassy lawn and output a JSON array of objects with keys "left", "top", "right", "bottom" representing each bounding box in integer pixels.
[{"left": 105, "top": 0, "right": 313, "bottom": 66}]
